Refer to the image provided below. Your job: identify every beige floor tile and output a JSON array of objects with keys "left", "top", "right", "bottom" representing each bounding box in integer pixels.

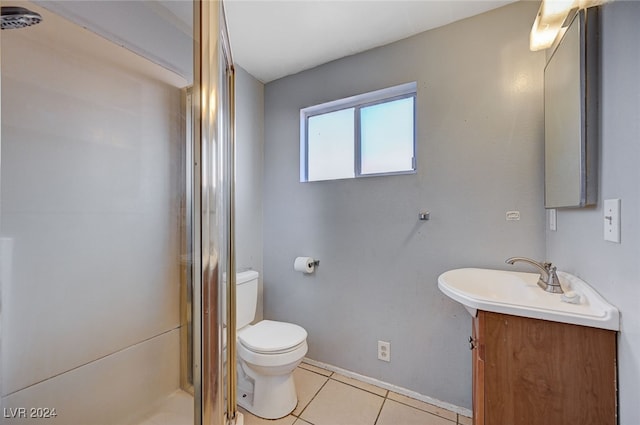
[
  {"left": 331, "top": 373, "right": 387, "bottom": 397},
  {"left": 377, "top": 399, "right": 456, "bottom": 425},
  {"left": 387, "top": 392, "right": 457, "bottom": 422},
  {"left": 300, "top": 380, "right": 384, "bottom": 425},
  {"left": 458, "top": 414, "right": 473, "bottom": 425},
  {"left": 293, "top": 419, "right": 313, "bottom": 425},
  {"left": 299, "top": 361, "right": 333, "bottom": 377},
  {"left": 239, "top": 408, "right": 296, "bottom": 425},
  {"left": 292, "top": 367, "right": 330, "bottom": 416}
]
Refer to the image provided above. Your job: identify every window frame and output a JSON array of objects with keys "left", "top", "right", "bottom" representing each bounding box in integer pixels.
[{"left": 300, "top": 82, "right": 417, "bottom": 182}]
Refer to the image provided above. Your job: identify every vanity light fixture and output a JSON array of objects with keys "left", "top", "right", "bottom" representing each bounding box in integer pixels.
[{"left": 530, "top": 0, "right": 608, "bottom": 51}]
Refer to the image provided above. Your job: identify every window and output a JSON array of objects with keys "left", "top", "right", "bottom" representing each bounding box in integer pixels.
[{"left": 300, "top": 82, "right": 417, "bottom": 182}]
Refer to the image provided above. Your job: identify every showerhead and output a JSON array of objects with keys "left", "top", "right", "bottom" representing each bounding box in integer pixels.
[{"left": 1, "top": 6, "right": 42, "bottom": 30}]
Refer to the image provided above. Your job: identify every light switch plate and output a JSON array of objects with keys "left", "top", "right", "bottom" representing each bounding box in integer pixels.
[
  {"left": 604, "top": 199, "right": 621, "bottom": 243},
  {"left": 549, "top": 209, "right": 557, "bottom": 231}
]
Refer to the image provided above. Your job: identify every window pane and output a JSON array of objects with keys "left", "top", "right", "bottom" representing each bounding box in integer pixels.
[
  {"left": 307, "top": 108, "right": 355, "bottom": 181},
  {"left": 360, "top": 97, "right": 414, "bottom": 175}
]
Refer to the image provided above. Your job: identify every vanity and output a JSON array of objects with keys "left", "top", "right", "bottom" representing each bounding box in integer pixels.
[
  {"left": 438, "top": 5, "right": 612, "bottom": 423},
  {"left": 439, "top": 267, "right": 619, "bottom": 425}
]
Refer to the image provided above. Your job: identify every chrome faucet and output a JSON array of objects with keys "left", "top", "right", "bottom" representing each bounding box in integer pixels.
[{"left": 505, "top": 257, "right": 564, "bottom": 294}]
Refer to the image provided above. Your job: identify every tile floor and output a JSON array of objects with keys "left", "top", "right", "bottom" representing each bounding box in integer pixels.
[{"left": 136, "top": 361, "right": 472, "bottom": 425}]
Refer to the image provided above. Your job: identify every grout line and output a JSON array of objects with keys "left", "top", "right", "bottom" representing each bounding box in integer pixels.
[
  {"left": 299, "top": 362, "right": 333, "bottom": 378},
  {"left": 457, "top": 413, "right": 473, "bottom": 425},
  {"left": 293, "top": 369, "right": 331, "bottom": 422},
  {"left": 299, "top": 368, "right": 330, "bottom": 379},
  {"left": 386, "top": 395, "right": 456, "bottom": 421},
  {"left": 386, "top": 398, "right": 458, "bottom": 424},
  {"left": 302, "top": 357, "right": 471, "bottom": 417},
  {"left": 328, "top": 374, "right": 386, "bottom": 399},
  {"left": 373, "top": 397, "right": 387, "bottom": 425},
  {"left": 301, "top": 362, "right": 459, "bottom": 423}
]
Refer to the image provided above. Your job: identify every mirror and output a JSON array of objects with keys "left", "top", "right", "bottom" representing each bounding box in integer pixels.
[{"left": 544, "top": 8, "right": 598, "bottom": 208}]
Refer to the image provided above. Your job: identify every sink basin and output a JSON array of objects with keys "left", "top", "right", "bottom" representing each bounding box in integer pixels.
[{"left": 438, "top": 268, "right": 619, "bottom": 330}]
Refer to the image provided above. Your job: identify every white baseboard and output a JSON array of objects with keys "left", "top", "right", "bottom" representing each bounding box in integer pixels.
[{"left": 302, "top": 357, "right": 472, "bottom": 418}]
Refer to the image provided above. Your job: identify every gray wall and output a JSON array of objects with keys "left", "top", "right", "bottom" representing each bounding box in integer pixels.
[
  {"left": 263, "top": 1, "right": 545, "bottom": 409},
  {"left": 546, "top": 2, "right": 640, "bottom": 424},
  {"left": 235, "top": 66, "right": 265, "bottom": 321}
]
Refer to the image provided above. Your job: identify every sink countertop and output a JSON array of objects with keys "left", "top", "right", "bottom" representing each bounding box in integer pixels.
[{"left": 438, "top": 268, "right": 619, "bottom": 331}]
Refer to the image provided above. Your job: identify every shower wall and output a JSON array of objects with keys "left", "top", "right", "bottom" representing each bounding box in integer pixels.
[{"left": 1, "top": 6, "right": 186, "bottom": 424}]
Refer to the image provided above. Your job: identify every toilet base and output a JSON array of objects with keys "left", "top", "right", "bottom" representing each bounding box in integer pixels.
[{"left": 237, "top": 361, "right": 299, "bottom": 419}]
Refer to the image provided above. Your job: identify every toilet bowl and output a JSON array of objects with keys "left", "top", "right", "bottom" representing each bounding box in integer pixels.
[
  {"left": 231, "top": 271, "right": 308, "bottom": 419},
  {"left": 236, "top": 320, "right": 307, "bottom": 419}
]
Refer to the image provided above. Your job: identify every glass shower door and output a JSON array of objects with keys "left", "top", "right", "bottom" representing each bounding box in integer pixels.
[{"left": 0, "top": 1, "right": 232, "bottom": 424}]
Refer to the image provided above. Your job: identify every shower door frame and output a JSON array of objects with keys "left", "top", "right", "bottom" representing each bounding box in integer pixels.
[
  {"left": 0, "top": 2, "right": 236, "bottom": 424},
  {"left": 193, "top": 1, "right": 237, "bottom": 424}
]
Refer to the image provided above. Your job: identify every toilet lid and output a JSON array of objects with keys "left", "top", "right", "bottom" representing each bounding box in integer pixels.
[{"left": 238, "top": 320, "right": 307, "bottom": 353}]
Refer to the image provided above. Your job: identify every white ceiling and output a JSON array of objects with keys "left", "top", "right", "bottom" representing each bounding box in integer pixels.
[
  {"left": 224, "top": 0, "right": 518, "bottom": 82},
  {"left": 34, "top": 0, "right": 518, "bottom": 84}
]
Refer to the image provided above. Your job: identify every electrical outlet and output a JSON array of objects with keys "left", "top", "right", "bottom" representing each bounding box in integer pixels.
[{"left": 378, "top": 340, "right": 391, "bottom": 362}]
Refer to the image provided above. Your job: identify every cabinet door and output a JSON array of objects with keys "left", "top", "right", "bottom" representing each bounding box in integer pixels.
[
  {"left": 483, "top": 311, "right": 616, "bottom": 425},
  {"left": 472, "top": 313, "right": 484, "bottom": 425}
]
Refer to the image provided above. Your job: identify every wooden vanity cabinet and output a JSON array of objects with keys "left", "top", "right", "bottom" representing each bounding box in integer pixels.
[{"left": 471, "top": 311, "right": 617, "bottom": 425}]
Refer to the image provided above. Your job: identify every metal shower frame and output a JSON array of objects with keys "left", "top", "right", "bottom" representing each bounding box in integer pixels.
[{"left": 193, "top": 1, "right": 237, "bottom": 424}]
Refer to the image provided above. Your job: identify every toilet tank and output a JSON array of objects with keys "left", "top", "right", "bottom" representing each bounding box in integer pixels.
[{"left": 236, "top": 270, "right": 259, "bottom": 329}]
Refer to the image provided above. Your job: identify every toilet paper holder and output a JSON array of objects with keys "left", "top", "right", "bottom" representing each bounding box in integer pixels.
[{"left": 293, "top": 257, "right": 320, "bottom": 273}]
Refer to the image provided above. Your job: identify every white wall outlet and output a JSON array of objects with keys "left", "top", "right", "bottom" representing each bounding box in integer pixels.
[
  {"left": 549, "top": 209, "right": 557, "bottom": 231},
  {"left": 377, "top": 340, "right": 390, "bottom": 362},
  {"left": 604, "top": 199, "right": 621, "bottom": 243}
]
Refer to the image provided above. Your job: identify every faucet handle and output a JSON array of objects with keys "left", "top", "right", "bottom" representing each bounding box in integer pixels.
[
  {"left": 546, "top": 265, "right": 564, "bottom": 293},
  {"left": 548, "top": 265, "right": 559, "bottom": 282},
  {"left": 543, "top": 262, "right": 560, "bottom": 283}
]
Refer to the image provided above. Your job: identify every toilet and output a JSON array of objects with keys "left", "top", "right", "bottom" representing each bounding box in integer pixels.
[{"left": 233, "top": 270, "right": 308, "bottom": 419}]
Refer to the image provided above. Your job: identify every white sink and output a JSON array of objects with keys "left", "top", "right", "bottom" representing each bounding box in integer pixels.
[{"left": 438, "top": 268, "right": 619, "bottom": 331}]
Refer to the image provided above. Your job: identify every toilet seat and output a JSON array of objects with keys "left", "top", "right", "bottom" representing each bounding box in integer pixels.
[
  {"left": 238, "top": 320, "right": 307, "bottom": 354},
  {"left": 237, "top": 337, "right": 308, "bottom": 369},
  {"left": 237, "top": 320, "right": 308, "bottom": 369}
]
